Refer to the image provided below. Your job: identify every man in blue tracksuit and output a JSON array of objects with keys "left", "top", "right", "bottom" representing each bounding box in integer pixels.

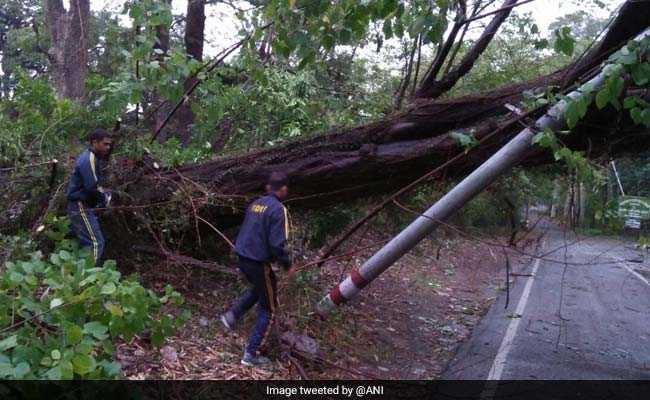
[
  {"left": 66, "top": 129, "right": 113, "bottom": 267},
  {"left": 221, "top": 172, "right": 292, "bottom": 366}
]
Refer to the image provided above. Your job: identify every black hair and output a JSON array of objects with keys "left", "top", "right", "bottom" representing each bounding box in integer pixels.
[
  {"left": 88, "top": 128, "right": 111, "bottom": 143},
  {"left": 267, "top": 171, "right": 288, "bottom": 191}
]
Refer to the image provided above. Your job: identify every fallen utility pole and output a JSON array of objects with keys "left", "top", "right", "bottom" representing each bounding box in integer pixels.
[{"left": 316, "top": 28, "right": 650, "bottom": 316}]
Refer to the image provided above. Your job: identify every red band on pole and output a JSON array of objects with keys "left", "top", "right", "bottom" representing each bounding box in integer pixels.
[
  {"left": 350, "top": 270, "right": 369, "bottom": 289},
  {"left": 329, "top": 285, "right": 346, "bottom": 305}
]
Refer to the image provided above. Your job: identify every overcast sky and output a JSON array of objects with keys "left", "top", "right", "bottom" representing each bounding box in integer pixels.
[{"left": 87, "top": 0, "right": 620, "bottom": 57}]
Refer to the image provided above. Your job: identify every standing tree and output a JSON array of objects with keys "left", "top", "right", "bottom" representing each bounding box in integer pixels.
[
  {"left": 153, "top": 0, "right": 172, "bottom": 141},
  {"left": 43, "top": 0, "right": 90, "bottom": 102},
  {"left": 177, "top": 0, "right": 206, "bottom": 146}
]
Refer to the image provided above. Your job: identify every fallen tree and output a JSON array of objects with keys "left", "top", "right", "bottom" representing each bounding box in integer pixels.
[
  {"left": 114, "top": 1, "right": 648, "bottom": 225},
  {"left": 4, "top": 1, "right": 647, "bottom": 266}
]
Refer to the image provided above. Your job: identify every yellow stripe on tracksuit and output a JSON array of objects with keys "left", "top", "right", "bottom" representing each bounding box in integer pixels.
[
  {"left": 89, "top": 152, "right": 98, "bottom": 182},
  {"left": 89, "top": 152, "right": 106, "bottom": 195},
  {"left": 78, "top": 201, "right": 99, "bottom": 262},
  {"left": 259, "top": 264, "right": 277, "bottom": 352},
  {"left": 283, "top": 206, "right": 291, "bottom": 240}
]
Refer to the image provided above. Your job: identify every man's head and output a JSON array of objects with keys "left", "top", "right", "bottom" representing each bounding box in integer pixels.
[
  {"left": 266, "top": 171, "right": 289, "bottom": 200},
  {"left": 89, "top": 128, "right": 112, "bottom": 158}
]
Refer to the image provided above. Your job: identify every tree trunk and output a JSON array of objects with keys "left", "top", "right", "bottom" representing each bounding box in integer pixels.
[
  {"left": 578, "top": 181, "right": 587, "bottom": 227},
  {"left": 416, "top": 0, "right": 518, "bottom": 99},
  {"left": 177, "top": 0, "right": 206, "bottom": 147},
  {"left": 550, "top": 178, "right": 561, "bottom": 218},
  {"left": 395, "top": 37, "right": 418, "bottom": 110},
  {"left": 44, "top": 0, "right": 90, "bottom": 102},
  {"left": 154, "top": 0, "right": 172, "bottom": 143}
]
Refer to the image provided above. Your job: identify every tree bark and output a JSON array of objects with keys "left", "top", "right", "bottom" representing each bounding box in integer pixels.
[
  {"left": 44, "top": 0, "right": 90, "bottom": 102},
  {"left": 177, "top": 0, "right": 206, "bottom": 147},
  {"left": 154, "top": 0, "right": 172, "bottom": 143}
]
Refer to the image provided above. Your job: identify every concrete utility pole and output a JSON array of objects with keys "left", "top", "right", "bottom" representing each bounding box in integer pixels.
[{"left": 316, "top": 28, "right": 650, "bottom": 316}]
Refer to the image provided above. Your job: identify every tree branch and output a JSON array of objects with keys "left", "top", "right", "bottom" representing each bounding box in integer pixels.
[{"left": 416, "top": 0, "right": 520, "bottom": 99}]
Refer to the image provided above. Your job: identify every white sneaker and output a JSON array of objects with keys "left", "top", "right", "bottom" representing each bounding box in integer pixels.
[{"left": 220, "top": 311, "right": 235, "bottom": 331}]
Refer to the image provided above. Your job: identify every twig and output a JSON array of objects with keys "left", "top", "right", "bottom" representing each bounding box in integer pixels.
[
  {"left": 461, "top": 0, "right": 537, "bottom": 25},
  {"left": 131, "top": 245, "right": 237, "bottom": 276},
  {"left": 195, "top": 216, "right": 235, "bottom": 250}
]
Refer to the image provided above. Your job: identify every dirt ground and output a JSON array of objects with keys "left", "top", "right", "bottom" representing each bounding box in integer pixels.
[{"left": 117, "top": 227, "right": 520, "bottom": 380}]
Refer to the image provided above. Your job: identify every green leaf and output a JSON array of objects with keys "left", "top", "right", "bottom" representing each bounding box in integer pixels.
[
  {"left": 576, "top": 96, "right": 589, "bottom": 118},
  {"left": 0, "top": 335, "right": 18, "bottom": 352},
  {"left": 449, "top": 131, "right": 476, "bottom": 148},
  {"left": 630, "top": 107, "right": 646, "bottom": 126},
  {"left": 338, "top": 28, "right": 352, "bottom": 44},
  {"left": 9, "top": 271, "right": 24, "bottom": 283},
  {"left": 379, "top": 0, "right": 398, "bottom": 19},
  {"left": 76, "top": 340, "right": 94, "bottom": 355},
  {"left": 642, "top": 108, "right": 650, "bottom": 127},
  {"left": 322, "top": 34, "right": 335, "bottom": 50},
  {"left": 565, "top": 101, "right": 580, "bottom": 128},
  {"left": 383, "top": 20, "right": 393, "bottom": 39},
  {"left": 631, "top": 63, "right": 650, "bottom": 86},
  {"left": 609, "top": 76, "right": 624, "bottom": 99},
  {"left": 65, "top": 324, "right": 83, "bottom": 345},
  {"left": 24, "top": 274, "right": 38, "bottom": 286},
  {"left": 151, "top": 329, "right": 165, "bottom": 347},
  {"left": 623, "top": 97, "right": 637, "bottom": 109},
  {"left": 60, "top": 360, "right": 74, "bottom": 379},
  {"left": 51, "top": 350, "right": 61, "bottom": 360},
  {"left": 49, "top": 253, "right": 61, "bottom": 265},
  {"left": 532, "top": 129, "right": 557, "bottom": 148},
  {"left": 100, "top": 360, "right": 122, "bottom": 377},
  {"left": 0, "top": 363, "right": 14, "bottom": 378},
  {"left": 409, "top": 15, "right": 427, "bottom": 37},
  {"left": 595, "top": 89, "right": 610, "bottom": 109},
  {"left": 105, "top": 303, "right": 124, "bottom": 317},
  {"left": 83, "top": 322, "right": 109, "bottom": 340},
  {"left": 72, "top": 354, "right": 96, "bottom": 376},
  {"left": 45, "top": 365, "right": 62, "bottom": 380},
  {"left": 13, "top": 362, "right": 30, "bottom": 379},
  {"left": 101, "top": 282, "right": 117, "bottom": 295},
  {"left": 393, "top": 20, "right": 404, "bottom": 38},
  {"left": 553, "top": 26, "right": 575, "bottom": 56},
  {"left": 59, "top": 250, "right": 71, "bottom": 261}
]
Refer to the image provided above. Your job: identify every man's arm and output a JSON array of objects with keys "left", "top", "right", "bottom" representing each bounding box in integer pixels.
[
  {"left": 268, "top": 205, "right": 291, "bottom": 269},
  {"left": 79, "top": 154, "right": 106, "bottom": 205}
]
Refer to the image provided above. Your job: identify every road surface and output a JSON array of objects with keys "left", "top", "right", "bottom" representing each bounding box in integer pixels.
[{"left": 444, "top": 220, "right": 650, "bottom": 380}]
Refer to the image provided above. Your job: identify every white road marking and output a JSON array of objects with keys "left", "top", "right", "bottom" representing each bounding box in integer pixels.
[
  {"left": 486, "top": 241, "right": 546, "bottom": 381},
  {"left": 617, "top": 258, "right": 650, "bottom": 288}
]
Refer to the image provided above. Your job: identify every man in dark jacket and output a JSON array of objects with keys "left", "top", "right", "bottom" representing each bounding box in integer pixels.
[
  {"left": 66, "top": 129, "right": 113, "bottom": 267},
  {"left": 221, "top": 172, "right": 292, "bottom": 366}
]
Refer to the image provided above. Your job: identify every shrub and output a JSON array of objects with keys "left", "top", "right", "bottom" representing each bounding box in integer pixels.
[{"left": 0, "top": 216, "right": 189, "bottom": 379}]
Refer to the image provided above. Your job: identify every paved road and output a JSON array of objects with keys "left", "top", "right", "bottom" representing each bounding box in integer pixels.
[{"left": 444, "top": 220, "right": 650, "bottom": 380}]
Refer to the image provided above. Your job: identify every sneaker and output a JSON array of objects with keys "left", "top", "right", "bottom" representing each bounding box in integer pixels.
[
  {"left": 241, "top": 351, "right": 271, "bottom": 366},
  {"left": 220, "top": 311, "right": 236, "bottom": 331}
]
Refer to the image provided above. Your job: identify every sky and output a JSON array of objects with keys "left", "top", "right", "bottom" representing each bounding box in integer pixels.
[{"left": 86, "top": 0, "right": 620, "bottom": 57}]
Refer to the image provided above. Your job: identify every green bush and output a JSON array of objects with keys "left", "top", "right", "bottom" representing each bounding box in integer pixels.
[{"left": 0, "top": 216, "right": 189, "bottom": 379}]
